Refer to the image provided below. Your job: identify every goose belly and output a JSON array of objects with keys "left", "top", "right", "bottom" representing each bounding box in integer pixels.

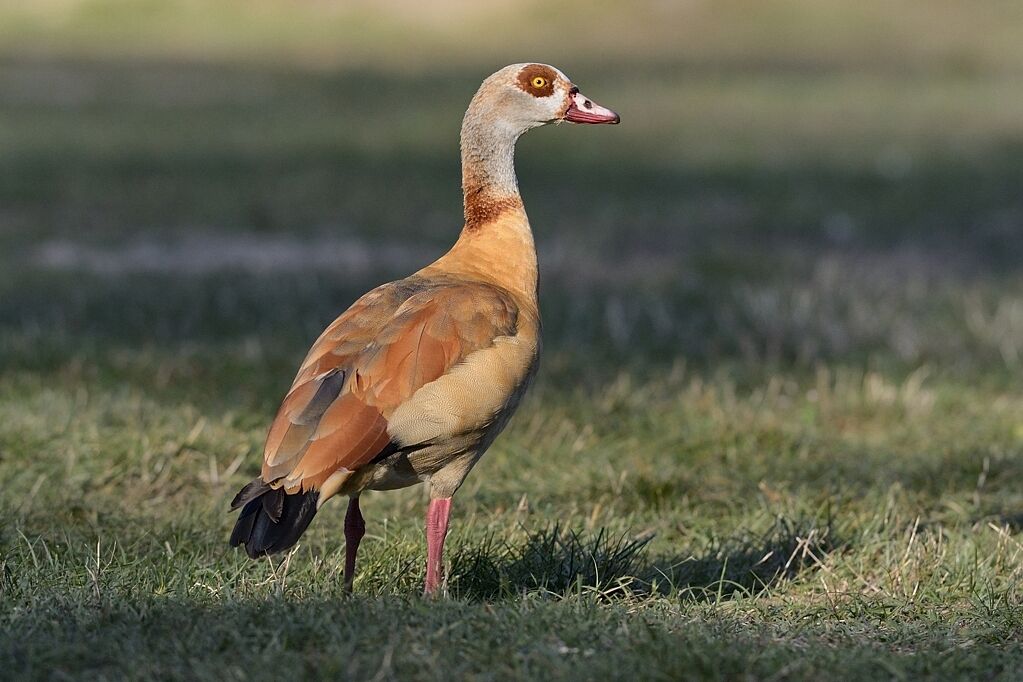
[{"left": 380, "top": 334, "right": 539, "bottom": 496}]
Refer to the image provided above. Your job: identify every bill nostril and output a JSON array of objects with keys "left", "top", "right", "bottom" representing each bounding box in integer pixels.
[{"left": 584, "top": 100, "right": 592, "bottom": 109}]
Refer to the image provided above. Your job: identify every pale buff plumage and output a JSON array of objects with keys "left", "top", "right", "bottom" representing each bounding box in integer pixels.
[{"left": 230, "top": 63, "right": 619, "bottom": 594}]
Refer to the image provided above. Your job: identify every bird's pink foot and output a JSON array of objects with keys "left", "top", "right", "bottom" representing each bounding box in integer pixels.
[{"left": 424, "top": 497, "right": 452, "bottom": 595}]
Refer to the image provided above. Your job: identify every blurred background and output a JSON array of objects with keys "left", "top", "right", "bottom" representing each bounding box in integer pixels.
[{"left": 2, "top": 0, "right": 1021, "bottom": 382}]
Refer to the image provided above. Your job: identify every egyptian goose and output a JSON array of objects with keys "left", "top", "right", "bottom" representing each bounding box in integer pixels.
[{"left": 229, "top": 63, "right": 618, "bottom": 594}]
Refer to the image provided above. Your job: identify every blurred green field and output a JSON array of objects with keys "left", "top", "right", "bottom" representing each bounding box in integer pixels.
[{"left": 2, "top": 1, "right": 1023, "bottom": 680}]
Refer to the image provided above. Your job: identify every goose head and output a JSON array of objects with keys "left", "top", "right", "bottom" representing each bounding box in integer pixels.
[
  {"left": 466, "top": 63, "right": 619, "bottom": 137},
  {"left": 458, "top": 63, "right": 618, "bottom": 231}
]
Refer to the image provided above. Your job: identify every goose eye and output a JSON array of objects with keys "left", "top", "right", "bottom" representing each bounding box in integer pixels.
[{"left": 531, "top": 76, "right": 549, "bottom": 89}]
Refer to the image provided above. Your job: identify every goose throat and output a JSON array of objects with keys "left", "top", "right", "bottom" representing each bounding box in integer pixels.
[{"left": 459, "top": 110, "right": 526, "bottom": 232}]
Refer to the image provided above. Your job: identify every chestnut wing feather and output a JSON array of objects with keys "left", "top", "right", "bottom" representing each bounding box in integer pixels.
[{"left": 261, "top": 279, "right": 518, "bottom": 493}]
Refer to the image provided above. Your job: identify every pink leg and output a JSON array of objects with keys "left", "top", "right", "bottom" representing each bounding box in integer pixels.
[
  {"left": 424, "top": 497, "right": 452, "bottom": 595},
  {"left": 344, "top": 496, "right": 365, "bottom": 593}
]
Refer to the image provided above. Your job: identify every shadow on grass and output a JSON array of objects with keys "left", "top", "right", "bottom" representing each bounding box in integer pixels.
[
  {"left": 979, "top": 510, "right": 1023, "bottom": 532},
  {"left": 448, "top": 517, "right": 838, "bottom": 602},
  {"left": 3, "top": 587, "right": 1014, "bottom": 681}
]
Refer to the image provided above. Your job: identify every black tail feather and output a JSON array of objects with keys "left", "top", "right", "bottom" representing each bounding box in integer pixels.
[
  {"left": 229, "top": 479, "right": 319, "bottom": 559},
  {"left": 230, "top": 478, "right": 271, "bottom": 511}
]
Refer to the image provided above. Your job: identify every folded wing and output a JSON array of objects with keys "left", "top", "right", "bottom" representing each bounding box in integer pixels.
[{"left": 261, "top": 279, "right": 519, "bottom": 494}]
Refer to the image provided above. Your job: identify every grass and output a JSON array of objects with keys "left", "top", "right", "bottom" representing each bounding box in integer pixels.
[{"left": 1, "top": 1, "right": 1023, "bottom": 679}]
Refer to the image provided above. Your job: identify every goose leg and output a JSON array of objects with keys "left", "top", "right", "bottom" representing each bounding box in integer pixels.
[
  {"left": 424, "top": 497, "right": 452, "bottom": 595},
  {"left": 343, "top": 496, "right": 365, "bottom": 593}
]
